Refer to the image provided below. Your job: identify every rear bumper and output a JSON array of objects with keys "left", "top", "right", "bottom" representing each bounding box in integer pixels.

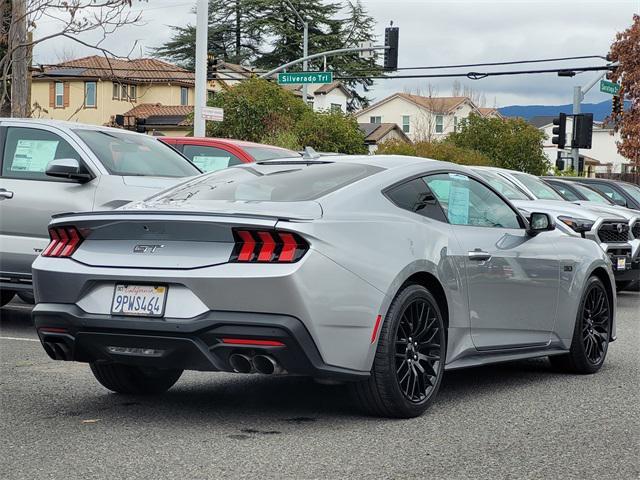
[{"left": 32, "top": 303, "right": 370, "bottom": 381}]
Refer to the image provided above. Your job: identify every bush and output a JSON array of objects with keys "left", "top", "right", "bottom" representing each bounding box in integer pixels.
[
  {"left": 294, "top": 110, "right": 367, "bottom": 155},
  {"left": 446, "top": 114, "right": 550, "bottom": 174},
  {"left": 377, "top": 140, "right": 493, "bottom": 166}
]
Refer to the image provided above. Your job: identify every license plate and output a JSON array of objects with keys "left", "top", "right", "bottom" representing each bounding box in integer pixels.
[
  {"left": 111, "top": 285, "right": 168, "bottom": 317},
  {"left": 616, "top": 257, "right": 627, "bottom": 270}
]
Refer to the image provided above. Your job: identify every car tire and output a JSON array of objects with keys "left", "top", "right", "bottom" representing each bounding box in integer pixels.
[
  {"left": 549, "top": 276, "right": 612, "bottom": 374},
  {"left": 0, "top": 289, "right": 15, "bottom": 307},
  {"left": 90, "top": 363, "right": 183, "bottom": 395},
  {"left": 350, "top": 284, "right": 446, "bottom": 418}
]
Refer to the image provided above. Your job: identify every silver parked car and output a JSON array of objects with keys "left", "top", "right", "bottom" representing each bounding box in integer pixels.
[
  {"left": 32, "top": 156, "right": 616, "bottom": 418},
  {"left": 0, "top": 119, "right": 200, "bottom": 305}
]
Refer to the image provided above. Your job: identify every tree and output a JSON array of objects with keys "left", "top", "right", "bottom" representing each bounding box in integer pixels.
[
  {"left": 155, "top": 0, "right": 380, "bottom": 110},
  {"left": 205, "top": 77, "right": 366, "bottom": 154},
  {"left": 153, "top": 0, "right": 266, "bottom": 68},
  {"left": 294, "top": 110, "right": 367, "bottom": 154},
  {"left": 446, "top": 114, "right": 550, "bottom": 175},
  {"left": 1, "top": 0, "right": 144, "bottom": 118},
  {"left": 607, "top": 14, "right": 640, "bottom": 168},
  {"left": 206, "top": 78, "right": 309, "bottom": 142},
  {"left": 377, "top": 140, "right": 493, "bottom": 167}
]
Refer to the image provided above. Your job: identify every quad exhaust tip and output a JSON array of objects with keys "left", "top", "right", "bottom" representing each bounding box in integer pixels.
[{"left": 228, "top": 353, "right": 284, "bottom": 375}]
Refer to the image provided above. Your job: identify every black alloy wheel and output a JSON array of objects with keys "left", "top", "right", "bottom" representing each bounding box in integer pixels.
[
  {"left": 395, "top": 298, "right": 442, "bottom": 403},
  {"left": 581, "top": 282, "right": 610, "bottom": 365}
]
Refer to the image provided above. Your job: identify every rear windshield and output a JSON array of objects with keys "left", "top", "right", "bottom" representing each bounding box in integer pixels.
[
  {"left": 156, "top": 162, "right": 383, "bottom": 202},
  {"left": 74, "top": 129, "right": 201, "bottom": 177},
  {"left": 244, "top": 146, "right": 300, "bottom": 161}
]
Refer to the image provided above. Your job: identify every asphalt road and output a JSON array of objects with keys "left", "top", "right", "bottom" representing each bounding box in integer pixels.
[{"left": 1, "top": 293, "right": 639, "bottom": 480}]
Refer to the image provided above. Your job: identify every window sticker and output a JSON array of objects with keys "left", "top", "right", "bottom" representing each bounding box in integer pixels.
[
  {"left": 11, "top": 139, "right": 59, "bottom": 172},
  {"left": 191, "top": 155, "right": 231, "bottom": 172},
  {"left": 447, "top": 174, "right": 470, "bottom": 225}
]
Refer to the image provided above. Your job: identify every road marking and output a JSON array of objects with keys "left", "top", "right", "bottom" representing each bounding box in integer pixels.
[{"left": 0, "top": 336, "right": 39, "bottom": 342}]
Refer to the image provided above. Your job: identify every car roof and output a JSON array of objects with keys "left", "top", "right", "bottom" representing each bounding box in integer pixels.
[
  {"left": 555, "top": 176, "right": 637, "bottom": 187},
  {"left": 162, "top": 137, "right": 296, "bottom": 151},
  {"left": 0, "top": 118, "right": 141, "bottom": 135}
]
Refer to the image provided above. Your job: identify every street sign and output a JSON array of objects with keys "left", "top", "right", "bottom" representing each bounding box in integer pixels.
[
  {"left": 201, "top": 106, "right": 223, "bottom": 122},
  {"left": 278, "top": 71, "right": 333, "bottom": 85},
  {"left": 600, "top": 80, "right": 620, "bottom": 96}
]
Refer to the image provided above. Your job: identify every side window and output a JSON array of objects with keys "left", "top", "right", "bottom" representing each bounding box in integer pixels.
[
  {"left": 550, "top": 183, "right": 579, "bottom": 201},
  {"left": 1, "top": 127, "right": 82, "bottom": 181},
  {"left": 182, "top": 144, "right": 243, "bottom": 172},
  {"left": 385, "top": 177, "right": 446, "bottom": 222},
  {"left": 424, "top": 173, "right": 522, "bottom": 229},
  {"left": 588, "top": 183, "right": 627, "bottom": 206}
]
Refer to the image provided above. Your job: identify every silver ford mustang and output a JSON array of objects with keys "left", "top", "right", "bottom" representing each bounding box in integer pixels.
[{"left": 32, "top": 156, "right": 616, "bottom": 418}]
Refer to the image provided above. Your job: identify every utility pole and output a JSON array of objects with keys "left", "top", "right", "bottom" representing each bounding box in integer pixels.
[
  {"left": 10, "top": 0, "right": 28, "bottom": 118},
  {"left": 570, "top": 71, "right": 608, "bottom": 170},
  {"left": 193, "top": 0, "right": 209, "bottom": 137},
  {"left": 283, "top": 0, "right": 310, "bottom": 105}
]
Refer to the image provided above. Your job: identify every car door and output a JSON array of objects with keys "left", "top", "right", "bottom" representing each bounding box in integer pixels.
[
  {"left": 180, "top": 143, "right": 244, "bottom": 173},
  {"left": 0, "top": 125, "right": 98, "bottom": 278},
  {"left": 424, "top": 172, "right": 560, "bottom": 350}
]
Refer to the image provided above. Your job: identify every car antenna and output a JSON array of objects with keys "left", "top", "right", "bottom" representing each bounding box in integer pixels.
[{"left": 302, "top": 146, "right": 320, "bottom": 160}]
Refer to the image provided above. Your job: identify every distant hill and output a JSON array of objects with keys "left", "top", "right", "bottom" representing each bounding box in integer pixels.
[{"left": 499, "top": 99, "right": 629, "bottom": 122}]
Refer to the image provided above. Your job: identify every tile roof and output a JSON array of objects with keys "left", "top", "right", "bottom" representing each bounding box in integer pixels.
[
  {"left": 123, "top": 103, "right": 193, "bottom": 126},
  {"left": 34, "top": 55, "right": 195, "bottom": 85},
  {"left": 478, "top": 107, "right": 503, "bottom": 118}
]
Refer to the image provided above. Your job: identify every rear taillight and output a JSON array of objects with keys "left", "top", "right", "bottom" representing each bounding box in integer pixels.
[
  {"left": 42, "top": 226, "right": 84, "bottom": 258},
  {"left": 230, "top": 229, "right": 308, "bottom": 263}
]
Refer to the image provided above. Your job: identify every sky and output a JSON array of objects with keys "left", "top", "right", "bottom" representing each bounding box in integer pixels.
[{"left": 32, "top": 0, "right": 640, "bottom": 107}]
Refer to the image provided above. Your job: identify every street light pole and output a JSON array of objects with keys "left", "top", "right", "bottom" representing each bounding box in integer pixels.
[
  {"left": 194, "top": 0, "right": 209, "bottom": 137},
  {"left": 283, "top": 0, "right": 310, "bottom": 105}
]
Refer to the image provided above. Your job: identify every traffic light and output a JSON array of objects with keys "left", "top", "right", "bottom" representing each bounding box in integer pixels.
[
  {"left": 578, "top": 155, "right": 585, "bottom": 174},
  {"left": 384, "top": 26, "right": 399, "bottom": 71},
  {"left": 552, "top": 113, "right": 567, "bottom": 150},
  {"left": 207, "top": 54, "right": 218, "bottom": 79},
  {"left": 612, "top": 95, "right": 622, "bottom": 115},
  {"left": 573, "top": 113, "right": 593, "bottom": 149},
  {"left": 555, "top": 152, "right": 565, "bottom": 171}
]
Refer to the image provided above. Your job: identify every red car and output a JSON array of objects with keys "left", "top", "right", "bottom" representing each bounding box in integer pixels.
[{"left": 159, "top": 137, "right": 299, "bottom": 172}]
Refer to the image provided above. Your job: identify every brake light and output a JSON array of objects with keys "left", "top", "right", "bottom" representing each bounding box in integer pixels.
[
  {"left": 230, "top": 229, "right": 308, "bottom": 263},
  {"left": 42, "top": 226, "right": 84, "bottom": 258}
]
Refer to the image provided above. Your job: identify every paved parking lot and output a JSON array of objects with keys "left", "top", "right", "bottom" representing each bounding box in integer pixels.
[{"left": 1, "top": 293, "right": 638, "bottom": 480}]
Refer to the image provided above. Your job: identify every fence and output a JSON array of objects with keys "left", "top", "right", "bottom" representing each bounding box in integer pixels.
[{"left": 595, "top": 172, "right": 640, "bottom": 185}]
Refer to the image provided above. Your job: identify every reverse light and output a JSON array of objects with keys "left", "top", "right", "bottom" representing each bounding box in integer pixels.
[
  {"left": 558, "top": 216, "right": 594, "bottom": 236},
  {"left": 230, "top": 229, "right": 308, "bottom": 263},
  {"left": 42, "top": 226, "right": 84, "bottom": 257}
]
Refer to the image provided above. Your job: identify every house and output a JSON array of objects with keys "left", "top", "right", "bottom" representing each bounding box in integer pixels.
[
  {"left": 533, "top": 116, "right": 632, "bottom": 174},
  {"left": 31, "top": 56, "right": 198, "bottom": 126},
  {"left": 355, "top": 93, "right": 481, "bottom": 141},
  {"left": 359, "top": 123, "right": 411, "bottom": 154},
  {"left": 118, "top": 103, "right": 193, "bottom": 137},
  {"left": 478, "top": 107, "right": 504, "bottom": 119}
]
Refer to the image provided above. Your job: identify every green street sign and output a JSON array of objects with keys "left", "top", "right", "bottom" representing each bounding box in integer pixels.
[
  {"left": 278, "top": 71, "right": 333, "bottom": 85},
  {"left": 600, "top": 80, "right": 620, "bottom": 96}
]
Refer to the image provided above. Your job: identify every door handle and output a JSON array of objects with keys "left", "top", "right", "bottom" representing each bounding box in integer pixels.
[
  {"left": 468, "top": 250, "right": 492, "bottom": 261},
  {"left": 0, "top": 189, "right": 13, "bottom": 199}
]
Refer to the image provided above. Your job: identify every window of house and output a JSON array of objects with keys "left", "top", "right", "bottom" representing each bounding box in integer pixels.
[
  {"left": 402, "top": 115, "right": 410, "bottom": 133},
  {"left": 121, "top": 84, "right": 128, "bottom": 101},
  {"left": 180, "top": 87, "right": 189, "bottom": 106},
  {"left": 129, "top": 85, "right": 136, "bottom": 102},
  {"left": 453, "top": 116, "right": 458, "bottom": 132},
  {"left": 435, "top": 115, "right": 444, "bottom": 134},
  {"left": 54, "top": 82, "right": 64, "bottom": 107},
  {"left": 331, "top": 103, "right": 342, "bottom": 112},
  {"left": 84, "top": 82, "right": 97, "bottom": 108},
  {"left": 370, "top": 116, "right": 382, "bottom": 124},
  {"left": 112, "top": 83, "right": 119, "bottom": 100}
]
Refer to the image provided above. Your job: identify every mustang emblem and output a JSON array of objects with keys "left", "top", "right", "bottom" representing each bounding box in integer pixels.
[{"left": 133, "top": 244, "right": 165, "bottom": 253}]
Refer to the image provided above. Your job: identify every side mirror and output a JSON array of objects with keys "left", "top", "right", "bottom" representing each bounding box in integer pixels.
[
  {"left": 527, "top": 212, "right": 555, "bottom": 236},
  {"left": 46, "top": 159, "right": 91, "bottom": 182}
]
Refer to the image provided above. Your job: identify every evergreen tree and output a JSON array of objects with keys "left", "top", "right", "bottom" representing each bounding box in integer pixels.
[{"left": 153, "top": 0, "right": 265, "bottom": 68}]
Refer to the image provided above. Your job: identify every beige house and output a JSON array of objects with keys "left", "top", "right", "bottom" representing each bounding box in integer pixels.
[
  {"left": 359, "top": 123, "right": 411, "bottom": 154},
  {"left": 356, "top": 93, "right": 482, "bottom": 141},
  {"left": 30, "top": 56, "right": 197, "bottom": 125}
]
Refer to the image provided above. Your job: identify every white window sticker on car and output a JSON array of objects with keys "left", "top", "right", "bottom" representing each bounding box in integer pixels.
[
  {"left": 448, "top": 175, "right": 470, "bottom": 225},
  {"left": 11, "top": 139, "right": 59, "bottom": 172},
  {"left": 191, "top": 155, "right": 231, "bottom": 172}
]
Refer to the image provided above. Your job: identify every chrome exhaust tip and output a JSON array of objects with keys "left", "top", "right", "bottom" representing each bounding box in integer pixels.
[
  {"left": 253, "top": 355, "right": 284, "bottom": 375},
  {"left": 229, "top": 353, "right": 255, "bottom": 373}
]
